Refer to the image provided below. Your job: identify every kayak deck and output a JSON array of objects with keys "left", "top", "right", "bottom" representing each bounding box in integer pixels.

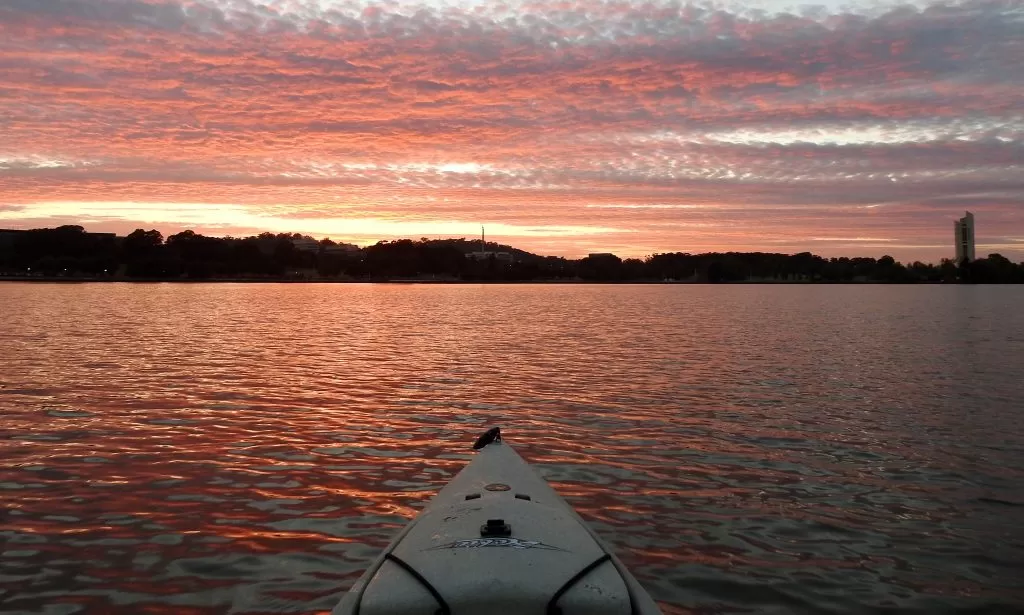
[{"left": 333, "top": 428, "right": 661, "bottom": 615}]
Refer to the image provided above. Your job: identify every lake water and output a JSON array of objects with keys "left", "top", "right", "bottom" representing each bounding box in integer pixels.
[{"left": 1, "top": 283, "right": 1022, "bottom": 614}]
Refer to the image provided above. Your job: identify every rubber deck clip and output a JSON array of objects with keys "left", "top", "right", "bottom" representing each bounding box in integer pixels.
[{"left": 480, "top": 518, "right": 511, "bottom": 537}]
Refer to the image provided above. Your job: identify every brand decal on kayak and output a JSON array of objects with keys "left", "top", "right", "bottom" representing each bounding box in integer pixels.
[{"left": 428, "top": 537, "right": 565, "bottom": 551}]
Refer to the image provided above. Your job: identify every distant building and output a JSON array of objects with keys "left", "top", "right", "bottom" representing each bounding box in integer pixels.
[
  {"left": 292, "top": 237, "right": 361, "bottom": 255},
  {"left": 467, "top": 251, "right": 514, "bottom": 263},
  {"left": 291, "top": 237, "right": 321, "bottom": 252},
  {"left": 466, "top": 225, "right": 514, "bottom": 263},
  {"left": 323, "top": 243, "right": 361, "bottom": 256},
  {"left": 587, "top": 253, "right": 618, "bottom": 259},
  {"left": 954, "top": 211, "right": 976, "bottom": 263},
  {"left": 0, "top": 229, "right": 25, "bottom": 249},
  {"left": 0, "top": 228, "right": 116, "bottom": 245}
]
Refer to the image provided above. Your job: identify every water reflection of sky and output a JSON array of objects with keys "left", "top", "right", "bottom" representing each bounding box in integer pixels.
[{"left": 1, "top": 283, "right": 1022, "bottom": 614}]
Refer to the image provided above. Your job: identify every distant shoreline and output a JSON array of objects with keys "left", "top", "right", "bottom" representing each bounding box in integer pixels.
[
  {"left": 0, "top": 275, "right": 950, "bottom": 285},
  {"left": 5, "top": 226, "right": 1021, "bottom": 283}
]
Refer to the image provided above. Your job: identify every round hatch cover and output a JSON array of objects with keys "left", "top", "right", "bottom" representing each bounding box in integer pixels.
[{"left": 484, "top": 483, "right": 511, "bottom": 491}]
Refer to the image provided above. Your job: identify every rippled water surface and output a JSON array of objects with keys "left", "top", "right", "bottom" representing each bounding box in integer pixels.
[{"left": 1, "top": 283, "right": 1023, "bottom": 614}]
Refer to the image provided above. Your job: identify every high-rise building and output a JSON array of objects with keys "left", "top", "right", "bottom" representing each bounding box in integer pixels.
[{"left": 954, "top": 211, "right": 976, "bottom": 263}]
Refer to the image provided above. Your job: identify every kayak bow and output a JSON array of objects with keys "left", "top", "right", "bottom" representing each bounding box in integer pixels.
[{"left": 333, "top": 427, "right": 662, "bottom": 615}]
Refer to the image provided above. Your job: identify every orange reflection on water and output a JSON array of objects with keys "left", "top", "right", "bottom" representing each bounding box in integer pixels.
[{"left": 1, "top": 283, "right": 1023, "bottom": 613}]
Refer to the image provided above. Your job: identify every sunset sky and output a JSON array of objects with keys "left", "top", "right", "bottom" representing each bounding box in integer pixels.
[{"left": 1, "top": 0, "right": 1021, "bottom": 260}]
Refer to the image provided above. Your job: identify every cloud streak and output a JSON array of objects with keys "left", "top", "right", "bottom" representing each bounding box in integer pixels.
[{"left": 0, "top": 0, "right": 1022, "bottom": 258}]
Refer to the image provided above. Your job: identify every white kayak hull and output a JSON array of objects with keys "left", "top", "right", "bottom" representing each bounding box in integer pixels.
[{"left": 333, "top": 430, "right": 662, "bottom": 615}]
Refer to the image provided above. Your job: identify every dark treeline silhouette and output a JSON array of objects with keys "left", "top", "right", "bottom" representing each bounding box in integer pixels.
[{"left": 2, "top": 225, "right": 1023, "bottom": 283}]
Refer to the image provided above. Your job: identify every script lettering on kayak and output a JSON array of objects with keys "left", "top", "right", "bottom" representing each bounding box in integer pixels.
[{"left": 427, "top": 537, "right": 566, "bottom": 551}]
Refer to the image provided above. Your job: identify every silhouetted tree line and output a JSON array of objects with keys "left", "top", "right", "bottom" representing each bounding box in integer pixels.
[
  {"left": 0, "top": 226, "right": 332, "bottom": 279},
  {"left": 1, "top": 225, "right": 1023, "bottom": 283}
]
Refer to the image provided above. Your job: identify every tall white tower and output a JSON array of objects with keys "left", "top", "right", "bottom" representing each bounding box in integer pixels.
[{"left": 954, "top": 211, "right": 976, "bottom": 263}]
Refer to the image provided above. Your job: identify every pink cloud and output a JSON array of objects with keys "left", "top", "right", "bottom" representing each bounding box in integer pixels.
[{"left": 0, "top": 0, "right": 1021, "bottom": 261}]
